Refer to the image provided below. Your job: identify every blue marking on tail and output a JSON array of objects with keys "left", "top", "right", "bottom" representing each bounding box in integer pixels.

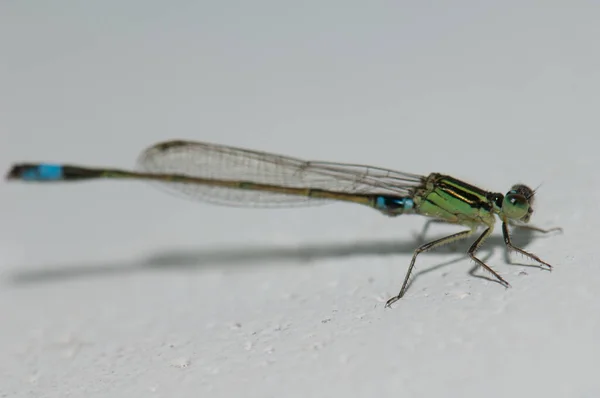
[
  {"left": 375, "top": 196, "right": 415, "bottom": 212},
  {"left": 21, "top": 164, "right": 64, "bottom": 181}
]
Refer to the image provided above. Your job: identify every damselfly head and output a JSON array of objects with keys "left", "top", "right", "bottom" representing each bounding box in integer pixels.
[{"left": 502, "top": 184, "right": 535, "bottom": 222}]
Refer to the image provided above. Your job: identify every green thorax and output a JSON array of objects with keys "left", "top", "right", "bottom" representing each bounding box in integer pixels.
[{"left": 413, "top": 173, "right": 500, "bottom": 226}]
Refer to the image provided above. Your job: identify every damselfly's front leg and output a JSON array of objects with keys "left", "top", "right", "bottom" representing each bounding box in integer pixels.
[
  {"left": 508, "top": 222, "right": 563, "bottom": 235},
  {"left": 386, "top": 229, "right": 474, "bottom": 308},
  {"left": 502, "top": 222, "right": 555, "bottom": 270}
]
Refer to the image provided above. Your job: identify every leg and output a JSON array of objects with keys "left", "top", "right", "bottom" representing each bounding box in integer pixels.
[
  {"left": 509, "top": 222, "right": 563, "bottom": 234},
  {"left": 468, "top": 227, "right": 511, "bottom": 287},
  {"left": 503, "top": 222, "right": 554, "bottom": 270},
  {"left": 417, "top": 219, "right": 455, "bottom": 242},
  {"left": 385, "top": 229, "right": 474, "bottom": 308}
]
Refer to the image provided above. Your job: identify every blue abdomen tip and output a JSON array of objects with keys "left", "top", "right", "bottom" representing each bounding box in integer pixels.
[{"left": 21, "top": 164, "right": 64, "bottom": 181}]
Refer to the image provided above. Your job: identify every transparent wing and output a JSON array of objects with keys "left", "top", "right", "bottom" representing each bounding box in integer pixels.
[{"left": 136, "top": 140, "right": 425, "bottom": 208}]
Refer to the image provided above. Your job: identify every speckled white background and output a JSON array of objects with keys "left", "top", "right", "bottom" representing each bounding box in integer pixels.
[{"left": 1, "top": 2, "right": 599, "bottom": 397}]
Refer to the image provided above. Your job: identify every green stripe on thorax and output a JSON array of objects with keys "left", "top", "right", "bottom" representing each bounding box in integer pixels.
[{"left": 413, "top": 173, "right": 497, "bottom": 225}]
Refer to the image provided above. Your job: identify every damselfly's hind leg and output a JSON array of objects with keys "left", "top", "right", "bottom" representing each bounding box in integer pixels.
[
  {"left": 502, "top": 222, "right": 556, "bottom": 270},
  {"left": 385, "top": 229, "right": 473, "bottom": 308},
  {"left": 416, "top": 218, "right": 456, "bottom": 243}
]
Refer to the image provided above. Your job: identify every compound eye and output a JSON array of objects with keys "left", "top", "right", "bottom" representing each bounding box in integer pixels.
[{"left": 502, "top": 193, "right": 529, "bottom": 220}]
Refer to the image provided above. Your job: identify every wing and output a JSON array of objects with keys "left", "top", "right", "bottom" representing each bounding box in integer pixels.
[{"left": 136, "top": 140, "right": 425, "bottom": 208}]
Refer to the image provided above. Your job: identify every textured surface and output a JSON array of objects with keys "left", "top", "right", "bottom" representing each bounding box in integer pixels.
[{"left": 1, "top": 2, "right": 599, "bottom": 397}]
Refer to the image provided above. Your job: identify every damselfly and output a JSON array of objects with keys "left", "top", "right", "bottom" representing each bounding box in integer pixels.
[{"left": 5, "top": 140, "right": 561, "bottom": 307}]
